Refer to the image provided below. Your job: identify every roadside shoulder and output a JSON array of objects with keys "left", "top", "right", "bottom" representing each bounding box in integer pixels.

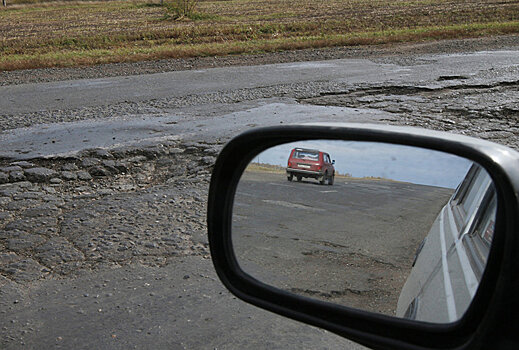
[{"left": 1, "top": 35, "right": 518, "bottom": 87}]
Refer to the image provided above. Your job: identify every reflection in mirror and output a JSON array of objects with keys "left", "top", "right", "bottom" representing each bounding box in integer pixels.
[{"left": 232, "top": 140, "right": 496, "bottom": 324}]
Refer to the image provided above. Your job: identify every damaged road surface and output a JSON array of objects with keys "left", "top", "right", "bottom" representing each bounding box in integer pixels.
[
  {"left": 1, "top": 41, "right": 518, "bottom": 349},
  {"left": 1, "top": 143, "right": 361, "bottom": 349}
]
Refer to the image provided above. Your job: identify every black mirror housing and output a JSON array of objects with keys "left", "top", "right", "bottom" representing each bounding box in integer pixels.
[{"left": 207, "top": 123, "right": 519, "bottom": 350}]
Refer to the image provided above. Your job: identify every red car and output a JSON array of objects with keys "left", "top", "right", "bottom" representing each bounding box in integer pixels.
[{"left": 286, "top": 148, "right": 335, "bottom": 185}]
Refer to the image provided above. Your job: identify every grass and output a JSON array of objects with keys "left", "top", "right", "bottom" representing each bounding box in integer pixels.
[
  {"left": 245, "top": 162, "right": 401, "bottom": 183},
  {"left": 245, "top": 163, "right": 286, "bottom": 174},
  {"left": 1, "top": 0, "right": 518, "bottom": 71}
]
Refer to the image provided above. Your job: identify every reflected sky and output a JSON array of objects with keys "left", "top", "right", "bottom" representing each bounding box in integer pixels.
[{"left": 254, "top": 140, "right": 473, "bottom": 189}]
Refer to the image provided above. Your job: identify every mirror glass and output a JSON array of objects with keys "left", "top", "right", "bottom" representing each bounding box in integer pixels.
[{"left": 232, "top": 140, "right": 496, "bottom": 324}]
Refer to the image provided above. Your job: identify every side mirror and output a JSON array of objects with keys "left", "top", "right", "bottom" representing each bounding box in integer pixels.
[
  {"left": 207, "top": 124, "right": 519, "bottom": 350},
  {"left": 332, "top": 159, "right": 336, "bottom": 165}
]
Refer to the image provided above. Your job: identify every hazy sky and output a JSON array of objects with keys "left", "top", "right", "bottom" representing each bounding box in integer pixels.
[{"left": 253, "top": 140, "right": 474, "bottom": 188}]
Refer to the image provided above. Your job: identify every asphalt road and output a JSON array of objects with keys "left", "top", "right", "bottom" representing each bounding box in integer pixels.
[
  {"left": 233, "top": 171, "right": 453, "bottom": 315},
  {"left": 0, "top": 44, "right": 518, "bottom": 350},
  {"left": 1, "top": 51, "right": 518, "bottom": 115},
  {"left": 3, "top": 257, "right": 360, "bottom": 349}
]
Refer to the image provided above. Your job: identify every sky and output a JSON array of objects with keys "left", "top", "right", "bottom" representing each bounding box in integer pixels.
[{"left": 253, "top": 140, "right": 474, "bottom": 189}]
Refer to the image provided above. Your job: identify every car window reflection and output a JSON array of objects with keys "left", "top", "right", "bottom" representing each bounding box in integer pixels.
[{"left": 463, "top": 191, "right": 497, "bottom": 278}]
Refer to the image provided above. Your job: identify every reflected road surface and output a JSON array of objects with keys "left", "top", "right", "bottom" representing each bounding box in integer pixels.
[{"left": 233, "top": 170, "right": 453, "bottom": 316}]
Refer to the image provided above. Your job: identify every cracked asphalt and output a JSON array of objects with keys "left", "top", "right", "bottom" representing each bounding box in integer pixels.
[
  {"left": 0, "top": 37, "right": 518, "bottom": 349},
  {"left": 302, "top": 80, "right": 519, "bottom": 149}
]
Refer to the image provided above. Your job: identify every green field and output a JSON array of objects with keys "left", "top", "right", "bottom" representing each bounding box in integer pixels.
[{"left": 1, "top": 0, "right": 518, "bottom": 71}]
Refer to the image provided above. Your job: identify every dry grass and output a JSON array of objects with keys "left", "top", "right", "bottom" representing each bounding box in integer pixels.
[
  {"left": 1, "top": 0, "right": 518, "bottom": 70},
  {"left": 246, "top": 163, "right": 286, "bottom": 174}
]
